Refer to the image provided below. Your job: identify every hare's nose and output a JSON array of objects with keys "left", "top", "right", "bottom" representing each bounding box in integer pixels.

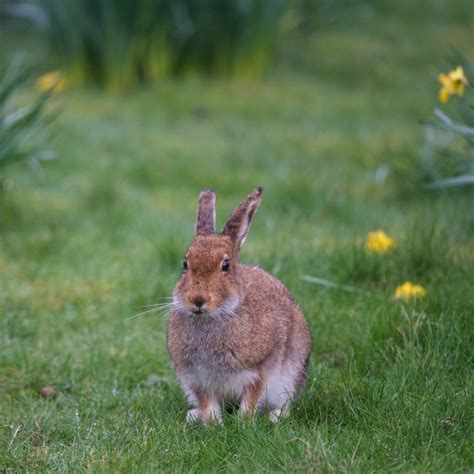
[{"left": 192, "top": 297, "right": 205, "bottom": 309}]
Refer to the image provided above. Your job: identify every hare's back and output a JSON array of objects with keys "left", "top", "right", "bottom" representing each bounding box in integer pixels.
[
  {"left": 238, "top": 264, "right": 301, "bottom": 314},
  {"left": 238, "top": 264, "right": 312, "bottom": 393}
]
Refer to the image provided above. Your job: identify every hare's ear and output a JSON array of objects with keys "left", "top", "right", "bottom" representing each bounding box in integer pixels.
[
  {"left": 222, "top": 187, "right": 262, "bottom": 250},
  {"left": 195, "top": 188, "right": 216, "bottom": 236}
]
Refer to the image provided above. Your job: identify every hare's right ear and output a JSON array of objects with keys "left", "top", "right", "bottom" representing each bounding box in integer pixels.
[
  {"left": 222, "top": 187, "right": 262, "bottom": 250},
  {"left": 195, "top": 188, "right": 216, "bottom": 235}
]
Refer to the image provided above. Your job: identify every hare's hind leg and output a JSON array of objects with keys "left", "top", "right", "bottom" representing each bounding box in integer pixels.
[
  {"left": 269, "top": 405, "right": 290, "bottom": 423},
  {"left": 265, "top": 311, "right": 311, "bottom": 422},
  {"left": 263, "top": 359, "right": 303, "bottom": 422}
]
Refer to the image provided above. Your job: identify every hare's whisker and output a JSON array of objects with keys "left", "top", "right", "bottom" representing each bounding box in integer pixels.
[
  {"left": 127, "top": 304, "right": 173, "bottom": 320},
  {"left": 135, "top": 299, "right": 173, "bottom": 309},
  {"left": 219, "top": 307, "right": 252, "bottom": 329}
]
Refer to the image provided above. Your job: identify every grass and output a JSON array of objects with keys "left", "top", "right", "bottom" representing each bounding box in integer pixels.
[{"left": 1, "top": 3, "right": 474, "bottom": 472}]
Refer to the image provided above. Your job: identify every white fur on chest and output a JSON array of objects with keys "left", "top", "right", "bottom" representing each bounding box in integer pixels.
[{"left": 178, "top": 367, "right": 258, "bottom": 405}]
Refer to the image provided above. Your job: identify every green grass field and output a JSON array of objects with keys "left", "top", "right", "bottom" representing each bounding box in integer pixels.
[{"left": 1, "top": 3, "right": 474, "bottom": 472}]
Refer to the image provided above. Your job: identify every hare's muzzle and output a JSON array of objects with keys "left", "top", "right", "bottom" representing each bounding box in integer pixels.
[{"left": 191, "top": 296, "right": 207, "bottom": 314}]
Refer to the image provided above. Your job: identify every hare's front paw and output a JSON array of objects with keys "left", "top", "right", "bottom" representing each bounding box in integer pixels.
[
  {"left": 186, "top": 408, "right": 202, "bottom": 423},
  {"left": 203, "top": 407, "right": 223, "bottom": 426}
]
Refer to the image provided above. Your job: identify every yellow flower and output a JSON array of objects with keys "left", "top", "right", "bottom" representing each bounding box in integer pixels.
[
  {"left": 438, "top": 66, "right": 468, "bottom": 103},
  {"left": 394, "top": 281, "right": 427, "bottom": 300},
  {"left": 36, "top": 71, "right": 66, "bottom": 93},
  {"left": 365, "top": 230, "right": 394, "bottom": 253}
]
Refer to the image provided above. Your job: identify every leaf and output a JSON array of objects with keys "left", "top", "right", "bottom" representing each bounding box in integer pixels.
[
  {"left": 426, "top": 175, "right": 474, "bottom": 188},
  {"left": 301, "top": 275, "right": 359, "bottom": 293}
]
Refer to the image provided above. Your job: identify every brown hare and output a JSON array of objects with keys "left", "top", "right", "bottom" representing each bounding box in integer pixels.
[{"left": 167, "top": 187, "right": 312, "bottom": 424}]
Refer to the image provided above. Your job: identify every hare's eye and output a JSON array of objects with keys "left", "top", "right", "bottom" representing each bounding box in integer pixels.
[
  {"left": 182, "top": 257, "right": 188, "bottom": 270},
  {"left": 221, "top": 259, "right": 230, "bottom": 272}
]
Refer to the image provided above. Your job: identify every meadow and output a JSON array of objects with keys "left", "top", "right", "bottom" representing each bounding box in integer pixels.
[{"left": 1, "top": 3, "right": 474, "bottom": 472}]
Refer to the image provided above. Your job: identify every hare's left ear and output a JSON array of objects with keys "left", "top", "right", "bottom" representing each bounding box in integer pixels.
[
  {"left": 195, "top": 188, "right": 216, "bottom": 235},
  {"left": 222, "top": 187, "right": 262, "bottom": 250}
]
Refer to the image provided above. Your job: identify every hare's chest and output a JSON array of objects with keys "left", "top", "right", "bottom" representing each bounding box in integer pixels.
[
  {"left": 184, "top": 336, "right": 237, "bottom": 375},
  {"left": 177, "top": 320, "right": 236, "bottom": 368},
  {"left": 180, "top": 332, "right": 257, "bottom": 398}
]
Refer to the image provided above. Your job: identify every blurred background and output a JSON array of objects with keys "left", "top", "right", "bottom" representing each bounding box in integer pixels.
[{"left": 1, "top": 0, "right": 473, "bottom": 471}]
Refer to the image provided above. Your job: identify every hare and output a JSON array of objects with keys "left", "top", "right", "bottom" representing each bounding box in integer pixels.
[{"left": 167, "top": 187, "right": 312, "bottom": 424}]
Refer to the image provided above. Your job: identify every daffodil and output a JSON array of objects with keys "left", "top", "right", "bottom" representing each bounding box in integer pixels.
[
  {"left": 36, "top": 71, "right": 66, "bottom": 93},
  {"left": 394, "top": 281, "right": 427, "bottom": 300},
  {"left": 438, "top": 66, "right": 468, "bottom": 103},
  {"left": 365, "top": 230, "right": 394, "bottom": 253}
]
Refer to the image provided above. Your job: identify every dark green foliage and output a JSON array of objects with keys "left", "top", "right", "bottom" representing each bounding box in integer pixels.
[
  {"left": 30, "top": 0, "right": 287, "bottom": 90},
  {"left": 0, "top": 58, "right": 53, "bottom": 187}
]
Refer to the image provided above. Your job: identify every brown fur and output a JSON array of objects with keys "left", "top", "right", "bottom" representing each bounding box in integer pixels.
[
  {"left": 195, "top": 189, "right": 216, "bottom": 236},
  {"left": 167, "top": 188, "right": 312, "bottom": 424},
  {"left": 175, "top": 235, "right": 237, "bottom": 314},
  {"left": 240, "top": 369, "right": 265, "bottom": 416}
]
